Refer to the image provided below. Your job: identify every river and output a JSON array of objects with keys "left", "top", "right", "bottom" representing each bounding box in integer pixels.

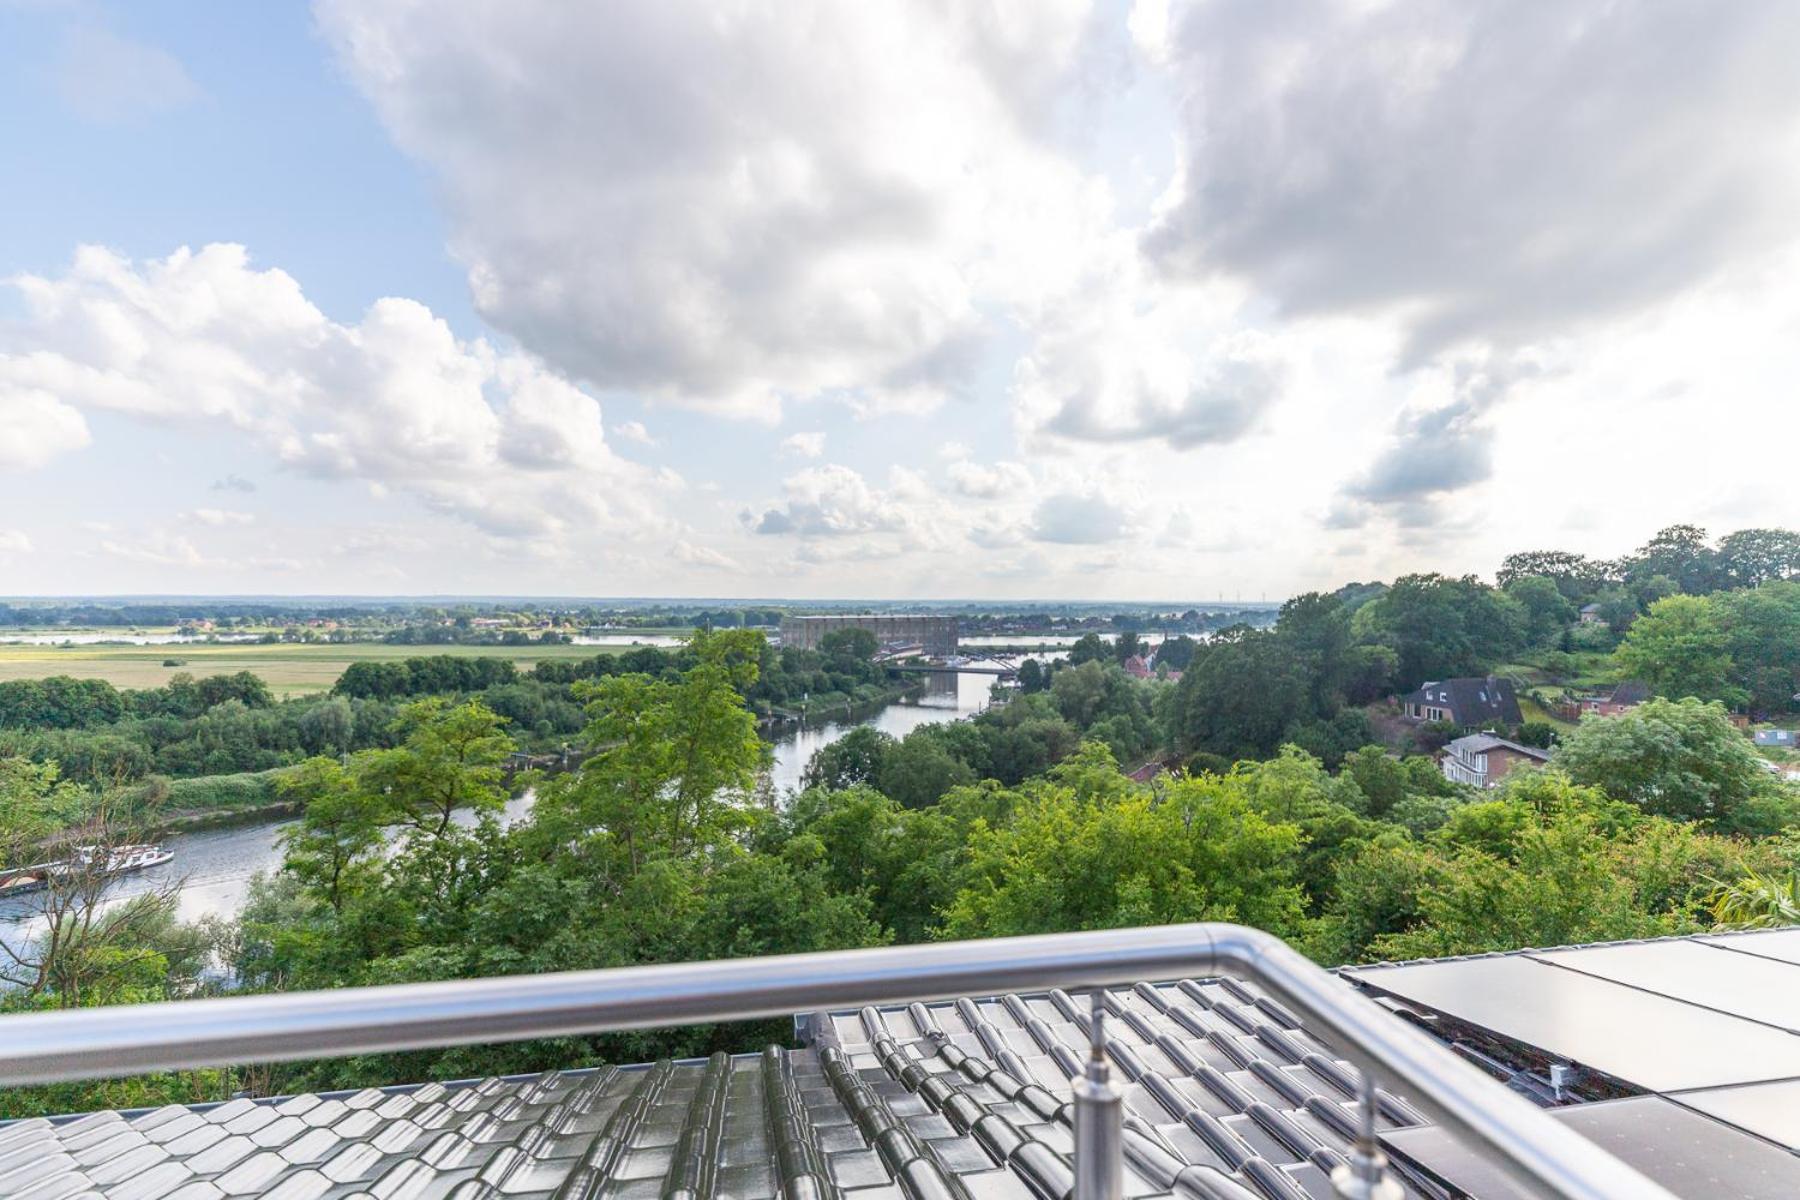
[{"left": 0, "top": 669, "right": 1002, "bottom": 957}]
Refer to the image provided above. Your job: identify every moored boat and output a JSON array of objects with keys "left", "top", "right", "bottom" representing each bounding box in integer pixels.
[
  {"left": 0, "top": 870, "right": 48, "bottom": 899},
  {"left": 41, "top": 844, "right": 177, "bottom": 881}
]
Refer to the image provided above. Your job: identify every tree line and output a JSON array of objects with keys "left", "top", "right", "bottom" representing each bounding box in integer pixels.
[{"left": 0, "top": 635, "right": 903, "bottom": 792}]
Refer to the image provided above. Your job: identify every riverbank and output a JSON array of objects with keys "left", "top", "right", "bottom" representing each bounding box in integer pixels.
[{"left": 761, "top": 678, "right": 923, "bottom": 727}]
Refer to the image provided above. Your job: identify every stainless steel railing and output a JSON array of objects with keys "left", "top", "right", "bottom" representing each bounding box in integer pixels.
[{"left": 0, "top": 922, "right": 1678, "bottom": 1200}]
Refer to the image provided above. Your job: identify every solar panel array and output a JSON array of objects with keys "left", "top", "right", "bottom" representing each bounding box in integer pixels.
[{"left": 1346, "top": 928, "right": 1800, "bottom": 1187}]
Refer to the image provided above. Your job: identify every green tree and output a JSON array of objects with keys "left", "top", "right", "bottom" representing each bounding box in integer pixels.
[
  {"left": 818, "top": 627, "right": 879, "bottom": 662},
  {"left": 357, "top": 699, "right": 513, "bottom": 838},
  {"left": 1622, "top": 524, "right": 1717, "bottom": 593},
  {"left": 1505, "top": 575, "right": 1576, "bottom": 647},
  {"left": 1351, "top": 574, "right": 1524, "bottom": 688},
  {"left": 877, "top": 734, "right": 976, "bottom": 809},
  {"left": 1275, "top": 593, "right": 1354, "bottom": 714},
  {"left": 1613, "top": 595, "right": 1740, "bottom": 705},
  {"left": 1716, "top": 528, "right": 1800, "bottom": 588},
  {"left": 1157, "top": 635, "right": 1198, "bottom": 672},
  {"left": 536, "top": 629, "right": 768, "bottom": 870},
  {"left": 276, "top": 757, "right": 386, "bottom": 916},
  {"left": 801, "top": 725, "right": 895, "bottom": 791},
  {"left": 1330, "top": 772, "right": 1762, "bottom": 961},
  {"left": 1339, "top": 746, "right": 1459, "bottom": 820},
  {"left": 297, "top": 696, "right": 355, "bottom": 755},
  {"left": 943, "top": 748, "right": 1306, "bottom": 939},
  {"left": 1496, "top": 550, "right": 1606, "bottom": 599},
  {"left": 1048, "top": 660, "right": 1117, "bottom": 728},
  {"left": 1066, "top": 632, "right": 1109, "bottom": 665},
  {"left": 1717, "top": 582, "right": 1800, "bottom": 714},
  {"left": 1554, "top": 697, "right": 1788, "bottom": 830},
  {"left": 1591, "top": 587, "right": 1639, "bottom": 636},
  {"left": 1169, "top": 629, "right": 1306, "bottom": 760}
]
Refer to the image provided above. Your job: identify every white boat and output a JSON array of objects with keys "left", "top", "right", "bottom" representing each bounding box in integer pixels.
[
  {"left": 51, "top": 844, "right": 176, "bottom": 879},
  {"left": 103, "top": 844, "right": 175, "bottom": 874}
]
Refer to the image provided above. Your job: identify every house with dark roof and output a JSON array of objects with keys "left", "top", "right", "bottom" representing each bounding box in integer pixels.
[
  {"left": 1399, "top": 676, "right": 1523, "bottom": 728},
  {"left": 1125, "top": 760, "right": 1166, "bottom": 784},
  {"left": 1578, "top": 602, "right": 1604, "bottom": 624},
  {"left": 1440, "top": 732, "right": 1551, "bottom": 788},
  {"left": 1579, "top": 680, "right": 1651, "bottom": 717}
]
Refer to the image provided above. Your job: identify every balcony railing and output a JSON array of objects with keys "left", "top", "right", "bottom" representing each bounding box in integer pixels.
[{"left": 0, "top": 922, "right": 1676, "bottom": 1200}]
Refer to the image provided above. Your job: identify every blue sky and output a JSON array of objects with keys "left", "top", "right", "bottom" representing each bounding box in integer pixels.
[{"left": 3, "top": 1, "right": 1798, "bottom": 598}]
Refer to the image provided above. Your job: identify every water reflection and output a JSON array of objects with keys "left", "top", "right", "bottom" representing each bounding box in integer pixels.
[{"left": 763, "top": 670, "right": 994, "bottom": 794}]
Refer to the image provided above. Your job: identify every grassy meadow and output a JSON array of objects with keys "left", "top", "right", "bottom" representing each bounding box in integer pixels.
[{"left": 0, "top": 640, "right": 623, "bottom": 696}]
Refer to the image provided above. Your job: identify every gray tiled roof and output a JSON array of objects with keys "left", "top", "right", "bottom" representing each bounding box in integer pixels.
[
  {"left": 1441, "top": 734, "right": 1549, "bottom": 761},
  {"left": 0, "top": 975, "right": 1433, "bottom": 1200}
]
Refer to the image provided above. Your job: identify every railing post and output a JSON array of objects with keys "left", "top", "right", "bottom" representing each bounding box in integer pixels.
[
  {"left": 1073, "top": 989, "right": 1123, "bottom": 1200},
  {"left": 1330, "top": 1073, "right": 1403, "bottom": 1200}
]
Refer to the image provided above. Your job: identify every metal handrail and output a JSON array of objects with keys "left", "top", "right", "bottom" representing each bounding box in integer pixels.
[{"left": 0, "top": 922, "right": 1677, "bottom": 1200}]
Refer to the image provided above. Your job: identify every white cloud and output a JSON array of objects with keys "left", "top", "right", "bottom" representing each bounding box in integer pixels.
[
  {"left": 1136, "top": 0, "right": 1800, "bottom": 538},
  {"left": 101, "top": 532, "right": 215, "bottom": 568},
  {"left": 672, "top": 540, "right": 741, "bottom": 571},
  {"left": 946, "top": 459, "right": 1031, "bottom": 500},
  {"left": 0, "top": 530, "right": 33, "bottom": 555},
  {"left": 779, "top": 431, "right": 826, "bottom": 459},
  {"left": 54, "top": 23, "right": 199, "bottom": 124},
  {"left": 1030, "top": 490, "right": 1133, "bottom": 545},
  {"left": 315, "top": 0, "right": 1104, "bottom": 418},
  {"left": 1144, "top": 0, "right": 1800, "bottom": 359},
  {"left": 0, "top": 387, "right": 89, "bottom": 467},
  {"left": 1013, "top": 302, "right": 1281, "bottom": 449},
  {"left": 188, "top": 508, "right": 254, "bottom": 526},
  {"left": 0, "top": 243, "right": 677, "bottom": 546},
  {"left": 612, "top": 420, "right": 656, "bottom": 446},
  {"left": 751, "top": 465, "right": 909, "bottom": 539}
]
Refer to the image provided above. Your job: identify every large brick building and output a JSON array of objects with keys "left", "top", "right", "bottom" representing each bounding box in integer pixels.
[{"left": 779, "top": 614, "right": 958, "bottom": 656}]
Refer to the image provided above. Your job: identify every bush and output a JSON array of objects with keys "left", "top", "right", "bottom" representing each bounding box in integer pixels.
[
  {"left": 162, "top": 768, "right": 289, "bottom": 812},
  {"left": 162, "top": 658, "right": 186, "bottom": 668}
]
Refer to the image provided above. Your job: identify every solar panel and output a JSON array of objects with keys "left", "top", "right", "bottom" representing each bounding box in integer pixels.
[
  {"left": 1533, "top": 939, "right": 1800, "bottom": 1032},
  {"left": 1698, "top": 929, "right": 1800, "bottom": 967},
  {"left": 1671, "top": 1079, "right": 1800, "bottom": 1150},
  {"left": 1385, "top": 1096, "right": 1800, "bottom": 1200},
  {"left": 1347, "top": 956, "right": 1800, "bottom": 1091}
]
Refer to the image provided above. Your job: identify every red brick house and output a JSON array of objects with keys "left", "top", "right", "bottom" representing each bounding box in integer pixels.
[{"left": 1580, "top": 680, "right": 1651, "bottom": 717}]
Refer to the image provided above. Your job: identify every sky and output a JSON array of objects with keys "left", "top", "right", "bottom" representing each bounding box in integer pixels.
[{"left": 2, "top": 0, "right": 1798, "bottom": 601}]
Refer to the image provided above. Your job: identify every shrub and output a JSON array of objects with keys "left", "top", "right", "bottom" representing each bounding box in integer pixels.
[{"left": 163, "top": 768, "right": 289, "bottom": 812}]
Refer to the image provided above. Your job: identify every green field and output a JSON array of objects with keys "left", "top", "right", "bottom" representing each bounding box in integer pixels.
[{"left": 0, "top": 641, "right": 625, "bottom": 696}]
